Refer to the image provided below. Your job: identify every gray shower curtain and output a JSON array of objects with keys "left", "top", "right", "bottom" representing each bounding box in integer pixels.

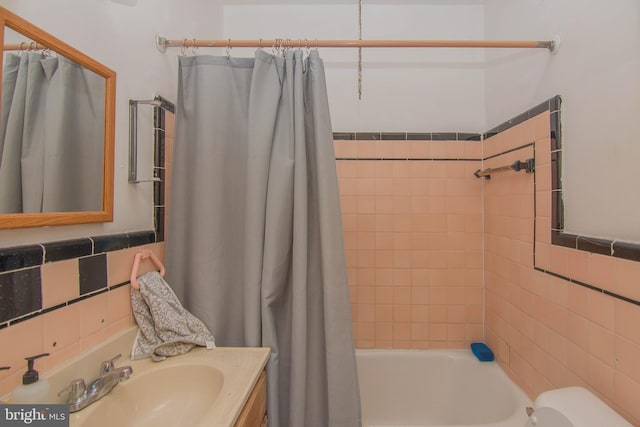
[
  {"left": 166, "top": 50, "right": 361, "bottom": 427},
  {"left": 0, "top": 53, "right": 104, "bottom": 213}
]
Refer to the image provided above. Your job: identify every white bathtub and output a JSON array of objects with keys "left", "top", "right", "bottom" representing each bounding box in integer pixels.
[{"left": 356, "top": 349, "right": 532, "bottom": 427}]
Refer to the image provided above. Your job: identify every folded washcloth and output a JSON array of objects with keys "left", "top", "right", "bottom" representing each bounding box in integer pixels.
[{"left": 130, "top": 271, "right": 216, "bottom": 361}]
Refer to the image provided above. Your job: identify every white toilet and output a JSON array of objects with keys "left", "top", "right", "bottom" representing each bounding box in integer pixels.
[{"left": 525, "top": 387, "right": 632, "bottom": 427}]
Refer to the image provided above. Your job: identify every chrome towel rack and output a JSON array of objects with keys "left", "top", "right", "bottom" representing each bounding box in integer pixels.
[{"left": 474, "top": 158, "right": 535, "bottom": 179}]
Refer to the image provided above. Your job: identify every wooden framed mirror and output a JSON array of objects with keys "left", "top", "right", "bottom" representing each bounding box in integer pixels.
[{"left": 0, "top": 6, "right": 115, "bottom": 229}]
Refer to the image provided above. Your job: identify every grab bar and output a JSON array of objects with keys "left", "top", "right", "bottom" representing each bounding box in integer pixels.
[{"left": 474, "top": 158, "right": 534, "bottom": 179}]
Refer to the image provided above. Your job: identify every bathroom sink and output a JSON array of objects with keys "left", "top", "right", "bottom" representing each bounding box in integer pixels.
[
  {"left": 0, "top": 327, "right": 270, "bottom": 427},
  {"left": 74, "top": 364, "right": 224, "bottom": 427}
]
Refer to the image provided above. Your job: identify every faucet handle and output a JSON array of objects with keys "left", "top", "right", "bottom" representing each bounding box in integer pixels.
[
  {"left": 58, "top": 378, "right": 86, "bottom": 401},
  {"left": 100, "top": 354, "right": 122, "bottom": 375}
]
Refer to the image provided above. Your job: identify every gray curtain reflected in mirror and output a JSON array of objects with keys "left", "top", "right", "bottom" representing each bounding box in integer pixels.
[{"left": 0, "top": 51, "right": 105, "bottom": 213}]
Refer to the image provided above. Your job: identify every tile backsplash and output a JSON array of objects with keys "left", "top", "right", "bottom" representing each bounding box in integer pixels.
[{"left": 0, "top": 231, "right": 165, "bottom": 397}]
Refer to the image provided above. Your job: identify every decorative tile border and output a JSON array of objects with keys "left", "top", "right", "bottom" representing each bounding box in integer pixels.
[
  {"left": 0, "top": 230, "right": 156, "bottom": 326},
  {"left": 333, "top": 133, "right": 483, "bottom": 162},
  {"left": 333, "top": 131, "right": 481, "bottom": 141},
  {"left": 486, "top": 95, "right": 640, "bottom": 264},
  {"left": 153, "top": 95, "right": 175, "bottom": 243},
  {"left": 486, "top": 95, "right": 640, "bottom": 308},
  {"left": 0, "top": 95, "right": 176, "bottom": 328}
]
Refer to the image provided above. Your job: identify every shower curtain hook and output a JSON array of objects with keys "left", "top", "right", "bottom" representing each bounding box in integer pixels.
[
  {"left": 226, "top": 38, "right": 232, "bottom": 60},
  {"left": 191, "top": 38, "right": 197, "bottom": 55},
  {"left": 180, "top": 39, "right": 187, "bottom": 55},
  {"left": 277, "top": 38, "right": 283, "bottom": 56},
  {"left": 259, "top": 38, "right": 263, "bottom": 50},
  {"left": 315, "top": 38, "right": 319, "bottom": 50}
]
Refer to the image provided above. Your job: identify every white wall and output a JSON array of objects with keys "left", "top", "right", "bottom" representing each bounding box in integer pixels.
[
  {"left": 484, "top": 0, "right": 640, "bottom": 242},
  {"left": 13, "top": 1, "right": 631, "bottom": 245},
  {"left": 0, "top": 0, "right": 222, "bottom": 246},
  {"left": 223, "top": 1, "right": 486, "bottom": 132}
]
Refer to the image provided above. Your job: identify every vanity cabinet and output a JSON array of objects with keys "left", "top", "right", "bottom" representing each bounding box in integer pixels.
[{"left": 235, "top": 371, "right": 267, "bottom": 427}]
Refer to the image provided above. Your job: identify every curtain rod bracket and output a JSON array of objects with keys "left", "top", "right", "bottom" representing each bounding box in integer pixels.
[
  {"left": 155, "top": 33, "right": 168, "bottom": 53},
  {"left": 550, "top": 34, "right": 561, "bottom": 54}
]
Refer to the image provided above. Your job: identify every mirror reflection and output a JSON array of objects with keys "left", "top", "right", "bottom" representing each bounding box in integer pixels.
[{"left": 0, "top": 26, "right": 106, "bottom": 214}]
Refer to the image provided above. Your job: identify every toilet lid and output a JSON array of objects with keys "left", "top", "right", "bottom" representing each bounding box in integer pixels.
[{"left": 525, "top": 408, "right": 573, "bottom": 427}]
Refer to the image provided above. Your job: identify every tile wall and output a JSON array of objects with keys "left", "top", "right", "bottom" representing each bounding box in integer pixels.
[
  {"left": 483, "top": 108, "right": 640, "bottom": 425},
  {"left": 0, "top": 235, "right": 166, "bottom": 397},
  {"left": 0, "top": 100, "right": 175, "bottom": 400},
  {"left": 335, "top": 134, "right": 485, "bottom": 349}
]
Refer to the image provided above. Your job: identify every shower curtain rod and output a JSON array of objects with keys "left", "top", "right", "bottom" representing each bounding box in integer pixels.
[
  {"left": 155, "top": 34, "right": 561, "bottom": 53},
  {"left": 4, "top": 42, "right": 47, "bottom": 51}
]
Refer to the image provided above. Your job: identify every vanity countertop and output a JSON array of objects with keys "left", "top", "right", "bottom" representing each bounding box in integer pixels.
[{"left": 3, "top": 327, "right": 270, "bottom": 427}]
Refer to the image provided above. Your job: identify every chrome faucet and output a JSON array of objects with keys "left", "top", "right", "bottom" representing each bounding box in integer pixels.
[{"left": 58, "top": 354, "right": 133, "bottom": 413}]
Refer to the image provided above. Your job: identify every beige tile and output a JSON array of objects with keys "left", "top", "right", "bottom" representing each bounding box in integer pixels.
[
  {"left": 465, "top": 324, "right": 483, "bottom": 342},
  {"left": 615, "top": 300, "right": 640, "bottom": 345},
  {"left": 358, "top": 322, "right": 375, "bottom": 342},
  {"left": 43, "top": 304, "right": 80, "bottom": 353},
  {"left": 614, "top": 258, "right": 640, "bottom": 302},
  {"left": 393, "top": 287, "right": 411, "bottom": 305},
  {"left": 0, "top": 317, "right": 44, "bottom": 378},
  {"left": 588, "top": 254, "right": 616, "bottom": 292},
  {"left": 393, "top": 304, "right": 411, "bottom": 323},
  {"left": 463, "top": 141, "right": 482, "bottom": 159},
  {"left": 411, "top": 305, "right": 428, "bottom": 323},
  {"left": 165, "top": 111, "right": 175, "bottom": 136},
  {"left": 375, "top": 323, "right": 392, "bottom": 341},
  {"left": 374, "top": 305, "right": 393, "bottom": 322},
  {"left": 446, "top": 305, "right": 465, "bottom": 324},
  {"left": 392, "top": 323, "right": 411, "bottom": 341},
  {"left": 43, "top": 343, "right": 82, "bottom": 372},
  {"left": 548, "top": 329, "right": 567, "bottom": 364},
  {"left": 357, "top": 304, "right": 375, "bottom": 323},
  {"left": 588, "top": 291, "right": 615, "bottom": 330},
  {"left": 356, "top": 142, "right": 376, "bottom": 158},
  {"left": 536, "top": 243, "right": 552, "bottom": 270},
  {"left": 588, "top": 355, "right": 614, "bottom": 400},
  {"left": 108, "top": 285, "right": 133, "bottom": 324},
  {"left": 550, "top": 245, "right": 569, "bottom": 277},
  {"left": 447, "top": 324, "right": 465, "bottom": 342},
  {"left": 567, "top": 312, "right": 589, "bottom": 349},
  {"left": 428, "top": 324, "right": 447, "bottom": 341},
  {"left": 567, "top": 341, "right": 589, "bottom": 380},
  {"left": 41, "top": 259, "right": 79, "bottom": 309},
  {"left": 589, "top": 322, "right": 614, "bottom": 365},
  {"left": 613, "top": 372, "right": 640, "bottom": 425},
  {"left": 78, "top": 293, "right": 109, "bottom": 338},
  {"left": 357, "top": 158, "right": 378, "bottom": 176},
  {"left": 614, "top": 335, "right": 640, "bottom": 384},
  {"left": 0, "top": 371, "right": 22, "bottom": 398},
  {"left": 408, "top": 141, "right": 429, "bottom": 159},
  {"left": 107, "top": 244, "right": 164, "bottom": 287},
  {"left": 532, "top": 111, "right": 551, "bottom": 142},
  {"left": 429, "top": 305, "right": 447, "bottom": 324},
  {"left": 567, "top": 283, "right": 589, "bottom": 318},
  {"left": 510, "top": 351, "right": 535, "bottom": 392},
  {"left": 567, "top": 248, "right": 590, "bottom": 284}
]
